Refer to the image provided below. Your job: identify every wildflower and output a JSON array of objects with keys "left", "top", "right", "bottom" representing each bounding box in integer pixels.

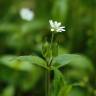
[
  {"left": 20, "top": 8, "right": 34, "bottom": 21},
  {"left": 49, "top": 20, "right": 65, "bottom": 32}
]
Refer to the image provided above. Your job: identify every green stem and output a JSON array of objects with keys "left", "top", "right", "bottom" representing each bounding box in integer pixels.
[
  {"left": 46, "top": 32, "right": 55, "bottom": 96},
  {"left": 47, "top": 68, "right": 51, "bottom": 96},
  {"left": 50, "top": 32, "right": 54, "bottom": 50},
  {"left": 45, "top": 67, "right": 51, "bottom": 96},
  {"left": 49, "top": 32, "right": 54, "bottom": 66}
]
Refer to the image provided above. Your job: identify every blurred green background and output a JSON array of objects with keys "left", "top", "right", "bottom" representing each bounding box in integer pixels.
[{"left": 0, "top": 0, "right": 96, "bottom": 96}]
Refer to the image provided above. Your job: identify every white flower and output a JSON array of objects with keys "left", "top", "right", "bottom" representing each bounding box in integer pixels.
[
  {"left": 20, "top": 8, "right": 34, "bottom": 21},
  {"left": 49, "top": 20, "right": 65, "bottom": 32}
]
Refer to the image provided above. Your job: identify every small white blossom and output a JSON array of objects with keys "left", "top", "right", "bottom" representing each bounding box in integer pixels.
[
  {"left": 20, "top": 8, "right": 34, "bottom": 21},
  {"left": 49, "top": 20, "right": 65, "bottom": 32}
]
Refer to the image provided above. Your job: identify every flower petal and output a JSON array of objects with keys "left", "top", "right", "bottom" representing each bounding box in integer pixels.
[
  {"left": 49, "top": 20, "right": 54, "bottom": 28},
  {"left": 60, "top": 26, "right": 65, "bottom": 29},
  {"left": 57, "top": 22, "right": 61, "bottom": 27},
  {"left": 54, "top": 21, "right": 58, "bottom": 27},
  {"left": 49, "top": 20, "right": 65, "bottom": 33},
  {"left": 60, "top": 29, "right": 66, "bottom": 31}
]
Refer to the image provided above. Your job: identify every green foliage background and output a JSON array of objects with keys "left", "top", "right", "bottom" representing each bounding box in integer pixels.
[{"left": 0, "top": 0, "right": 96, "bottom": 96}]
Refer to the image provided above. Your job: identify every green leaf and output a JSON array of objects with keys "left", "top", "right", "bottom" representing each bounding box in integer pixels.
[
  {"left": 68, "top": 54, "right": 93, "bottom": 71},
  {"left": 52, "top": 54, "right": 93, "bottom": 84},
  {"left": 51, "top": 68, "right": 65, "bottom": 96},
  {"left": 0, "top": 55, "right": 47, "bottom": 71},
  {"left": 52, "top": 54, "right": 72, "bottom": 68},
  {"left": 52, "top": 54, "right": 93, "bottom": 72},
  {"left": 0, "top": 55, "right": 47, "bottom": 91},
  {"left": 19, "top": 55, "right": 48, "bottom": 69},
  {"left": 58, "top": 85, "right": 72, "bottom": 96}
]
